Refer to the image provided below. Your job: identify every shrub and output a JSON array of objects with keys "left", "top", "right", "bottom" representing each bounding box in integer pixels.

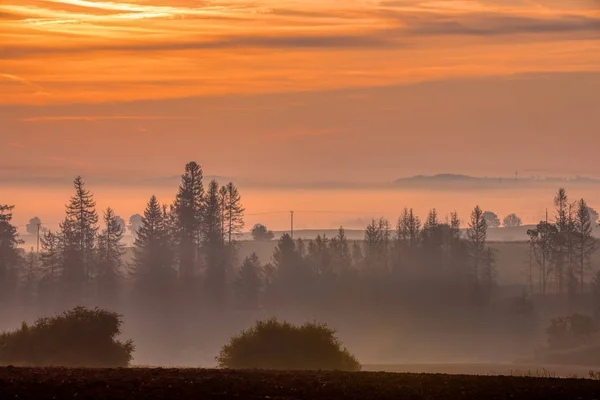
[
  {"left": 546, "top": 313, "right": 596, "bottom": 350},
  {"left": 216, "top": 318, "right": 360, "bottom": 371},
  {"left": 0, "top": 306, "right": 134, "bottom": 367}
]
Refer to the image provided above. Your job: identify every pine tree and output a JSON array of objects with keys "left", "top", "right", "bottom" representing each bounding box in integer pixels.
[
  {"left": 222, "top": 182, "right": 245, "bottom": 245},
  {"left": 554, "top": 188, "right": 570, "bottom": 294},
  {"left": 574, "top": 199, "right": 597, "bottom": 294},
  {"left": 202, "top": 179, "right": 227, "bottom": 307},
  {"left": 466, "top": 205, "right": 487, "bottom": 284},
  {"left": 39, "top": 230, "right": 61, "bottom": 310},
  {"left": 234, "top": 253, "right": 263, "bottom": 310},
  {"left": 394, "top": 208, "right": 421, "bottom": 271},
  {"left": 0, "top": 205, "right": 22, "bottom": 306},
  {"left": 96, "top": 207, "right": 125, "bottom": 308},
  {"left": 330, "top": 227, "right": 352, "bottom": 276},
  {"left": 60, "top": 176, "right": 98, "bottom": 304},
  {"left": 173, "top": 161, "right": 204, "bottom": 278},
  {"left": 133, "top": 196, "right": 176, "bottom": 311}
]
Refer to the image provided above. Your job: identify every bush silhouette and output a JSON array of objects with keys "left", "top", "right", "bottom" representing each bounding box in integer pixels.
[
  {"left": 216, "top": 318, "right": 360, "bottom": 371},
  {"left": 0, "top": 306, "right": 134, "bottom": 367}
]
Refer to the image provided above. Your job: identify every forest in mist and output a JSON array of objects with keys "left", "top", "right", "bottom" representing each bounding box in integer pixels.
[{"left": 2, "top": 161, "right": 600, "bottom": 366}]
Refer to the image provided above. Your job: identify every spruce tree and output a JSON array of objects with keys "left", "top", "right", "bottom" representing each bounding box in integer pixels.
[
  {"left": 0, "top": 205, "right": 22, "bottom": 307},
  {"left": 330, "top": 227, "right": 352, "bottom": 276},
  {"left": 234, "top": 253, "right": 263, "bottom": 310},
  {"left": 466, "top": 205, "right": 487, "bottom": 284},
  {"left": 173, "top": 161, "right": 204, "bottom": 278},
  {"left": 133, "top": 196, "right": 176, "bottom": 311},
  {"left": 39, "top": 230, "right": 61, "bottom": 310},
  {"left": 60, "top": 176, "right": 98, "bottom": 305},
  {"left": 574, "top": 199, "right": 597, "bottom": 294},
  {"left": 97, "top": 207, "right": 125, "bottom": 308},
  {"left": 202, "top": 179, "right": 226, "bottom": 307}
]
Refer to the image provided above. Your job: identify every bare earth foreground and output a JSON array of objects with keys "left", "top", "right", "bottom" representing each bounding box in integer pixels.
[{"left": 1, "top": 368, "right": 600, "bottom": 399}]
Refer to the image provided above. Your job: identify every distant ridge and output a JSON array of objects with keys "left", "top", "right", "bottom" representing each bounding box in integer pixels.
[{"left": 394, "top": 174, "right": 600, "bottom": 186}]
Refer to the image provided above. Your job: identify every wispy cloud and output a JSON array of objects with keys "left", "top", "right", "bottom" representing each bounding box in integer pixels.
[
  {"left": 270, "top": 128, "right": 337, "bottom": 139},
  {"left": 21, "top": 115, "right": 199, "bottom": 122},
  {"left": 1, "top": 0, "right": 599, "bottom": 105},
  {"left": 48, "top": 156, "right": 90, "bottom": 168}
]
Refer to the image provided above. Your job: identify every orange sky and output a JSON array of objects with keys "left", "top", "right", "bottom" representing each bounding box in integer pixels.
[{"left": 1, "top": 0, "right": 600, "bottom": 228}]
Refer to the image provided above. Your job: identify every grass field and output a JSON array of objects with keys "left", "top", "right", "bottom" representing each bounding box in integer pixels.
[{"left": 1, "top": 367, "right": 600, "bottom": 399}]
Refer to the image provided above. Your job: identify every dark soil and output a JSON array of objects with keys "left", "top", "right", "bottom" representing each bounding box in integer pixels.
[{"left": 0, "top": 367, "right": 599, "bottom": 399}]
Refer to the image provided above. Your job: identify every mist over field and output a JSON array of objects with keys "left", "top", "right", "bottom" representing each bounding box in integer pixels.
[{"left": 3, "top": 167, "right": 600, "bottom": 375}]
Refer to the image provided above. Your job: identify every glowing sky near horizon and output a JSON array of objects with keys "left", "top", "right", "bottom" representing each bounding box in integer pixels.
[{"left": 1, "top": 0, "right": 600, "bottom": 228}]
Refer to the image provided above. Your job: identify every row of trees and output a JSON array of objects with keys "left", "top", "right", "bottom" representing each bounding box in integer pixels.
[
  {"left": 527, "top": 189, "right": 598, "bottom": 297},
  {"left": 2, "top": 165, "right": 599, "bottom": 340}
]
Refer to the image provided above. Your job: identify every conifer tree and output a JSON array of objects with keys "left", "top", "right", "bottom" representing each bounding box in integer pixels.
[
  {"left": 133, "top": 196, "right": 176, "bottom": 309},
  {"left": 234, "top": 253, "right": 263, "bottom": 310},
  {"left": 222, "top": 182, "right": 245, "bottom": 245},
  {"left": 97, "top": 207, "right": 125, "bottom": 307},
  {"left": 574, "top": 199, "right": 597, "bottom": 293},
  {"left": 202, "top": 179, "right": 227, "bottom": 307},
  {"left": 39, "top": 230, "right": 61, "bottom": 310},
  {"left": 173, "top": 161, "right": 204, "bottom": 278},
  {"left": 60, "top": 176, "right": 98, "bottom": 304},
  {"left": 466, "top": 205, "right": 487, "bottom": 283},
  {"left": 330, "top": 227, "right": 352, "bottom": 275},
  {"left": 0, "top": 205, "right": 22, "bottom": 307}
]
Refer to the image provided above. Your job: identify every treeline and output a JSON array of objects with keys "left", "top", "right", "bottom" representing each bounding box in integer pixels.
[{"left": 1, "top": 161, "right": 600, "bottom": 361}]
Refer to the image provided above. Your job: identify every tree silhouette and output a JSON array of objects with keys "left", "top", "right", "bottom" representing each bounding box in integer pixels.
[
  {"left": 96, "top": 207, "right": 125, "bottom": 308},
  {"left": 60, "top": 177, "right": 98, "bottom": 305},
  {"left": 221, "top": 182, "right": 245, "bottom": 245},
  {"left": 574, "top": 199, "right": 596, "bottom": 294},
  {"left": 503, "top": 213, "right": 522, "bottom": 228},
  {"left": 203, "top": 179, "right": 227, "bottom": 308},
  {"left": 0, "top": 205, "right": 22, "bottom": 306},
  {"left": 483, "top": 211, "right": 501, "bottom": 229},
  {"left": 173, "top": 161, "right": 204, "bottom": 279},
  {"left": 251, "top": 224, "right": 274, "bottom": 241},
  {"left": 234, "top": 253, "right": 263, "bottom": 310},
  {"left": 467, "top": 206, "right": 487, "bottom": 284}
]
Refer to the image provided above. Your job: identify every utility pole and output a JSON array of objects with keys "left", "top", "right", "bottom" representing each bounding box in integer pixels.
[{"left": 290, "top": 211, "right": 294, "bottom": 239}]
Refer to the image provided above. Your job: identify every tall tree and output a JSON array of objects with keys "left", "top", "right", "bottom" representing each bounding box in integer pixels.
[
  {"left": 527, "top": 221, "right": 559, "bottom": 296},
  {"left": 202, "top": 179, "right": 227, "bottom": 307},
  {"left": 60, "top": 177, "right": 98, "bottom": 305},
  {"left": 173, "top": 161, "right": 204, "bottom": 278},
  {"left": 38, "top": 230, "right": 61, "bottom": 310},
  {"left": 466, "top": 206, "right": 487, "bottom": 284},
  {"left": 221, "top": 182, "right": 245, "bottom": 245},
  {"left": 330, "top": 227, "right": 352, "bottom": 276},
  {"left": 364, "top": 218, "right": 391, "bottom": 273},
  {"left": 574, "top": 199, "right": 597, "bottom": 294},
  {"left": 0, "top": 205, "right": 22, "bottom": 308},
  {"left": 96, "top": 207, "right": 125, "bottom": 308},
  {"left": 234, "top": 253, "right": 263, "bottom": 310},
  {"left": 394, "top": 208, "right": 421, "bottom": 270},
  {"left": 132, "top": 196, "right": 176, "bottom": 310},
  {"left": 554, "top": 188, "right": 570, "bottom": 294}
]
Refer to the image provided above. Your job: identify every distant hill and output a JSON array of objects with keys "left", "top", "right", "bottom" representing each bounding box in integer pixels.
[{"left": 394, "top": 174, "right": 600, "bottom": 189}]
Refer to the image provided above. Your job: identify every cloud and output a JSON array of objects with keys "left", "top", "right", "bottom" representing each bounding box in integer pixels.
[
  {"left": 21, "top": 115, "right": 200, "bottom": 122},
  {"left": 398, "top": 14, "right": 600, "bottom": 36},
  {"left": 48, "top": 156, "right": 90, "bottom": 168},
  {"left": 270, "top": 128, "right": 337, "bottom": 139},
  {"left": 1, "top": 34, "right": 394, "bottom": 59}
]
